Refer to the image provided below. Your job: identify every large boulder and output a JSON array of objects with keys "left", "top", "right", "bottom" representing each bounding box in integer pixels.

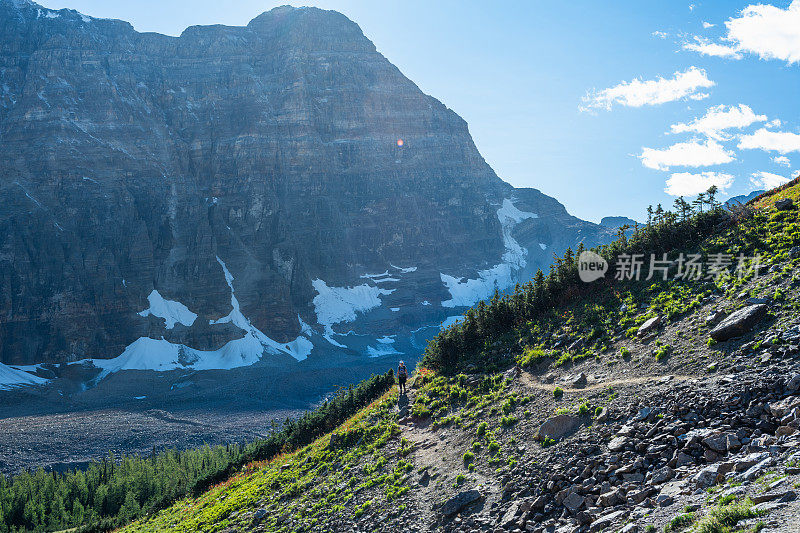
[
  {"left": 439, "top": 489, "right": 483, "bottom": 517},
  {"left": 537, "top": 414, "right": 581, "bottom": 440},
  {"left": 709, "top": 304, "right": 767, "bottom": 341},
  {"left": 775, "top": 198, "right": 794, "bottom": 210}
]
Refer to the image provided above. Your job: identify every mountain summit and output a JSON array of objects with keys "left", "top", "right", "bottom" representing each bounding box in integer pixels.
[{"left": 0, "top": 4, "right": 612, "bottom": 397}]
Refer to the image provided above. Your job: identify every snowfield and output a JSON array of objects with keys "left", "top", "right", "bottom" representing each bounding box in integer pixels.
[
  {"left": 0, "top": 362, "right": 48, "bottom": 390},
  {"left": 85, "top": 256, "right": 315, "bottom": 381},
  {"left": 311, "top": 279, "right": 395, "bottom": 336},
  {"left": 441, "top": 199, "right": 537, "bottom": 308},
  {"left": 138, "top": 290, "right": 197, "bottom": 329}
]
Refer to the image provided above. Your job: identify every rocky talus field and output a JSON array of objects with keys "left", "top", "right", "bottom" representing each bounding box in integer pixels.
[{"left": 113, "top": 185, "right": 800, "bottom": 532}]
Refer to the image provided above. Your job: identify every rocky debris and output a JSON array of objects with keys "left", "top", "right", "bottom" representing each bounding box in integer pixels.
[
  {"left": 775, "top": 198, "right": 794, "bottom": 210},
  {"left": 473, "top": 364, "right": 800, "bottom": 533},
  {"left": 538, "top": 415, "right": 581, "bottom": 441},
  {"left": 637, "top": 316, "right": 661, "bottom": 337},
  {"left": 709, "top": 304, "right": 767, "bottom": 341}
]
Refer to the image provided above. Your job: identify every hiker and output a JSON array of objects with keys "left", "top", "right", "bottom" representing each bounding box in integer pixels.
[{"left": 398, "top": 360, "right": 408, "bottom": 394}]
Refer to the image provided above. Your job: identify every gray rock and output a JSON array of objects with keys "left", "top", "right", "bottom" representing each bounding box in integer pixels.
[
  {"left": 500, "top": 501, "right": 521, "bottom": 527},
  {"left": 538, "top": 415, "right": 581, "bottom": 441},
  {"left": 710, "top": 304, "right": 768, "bottom": 341},
  {"left": 775, "top": 198, "right": 794, "bottom": 210},
  {"left": 598, "top": 488, "right": 624, "bottom": 507},
  {"left": 637, "top": 315, "right": 661, "bottom": 337},
  {"left": 702, "top": 433, "right": 730, "bottom": 453},
  {"left": 674, "top": 451, "right": 695, "bottom": 468},
  {"left": 562, "top": 492, "right": 585, "bottom": 513},
  {"left": 608, "top": 436, "right": 628, "bottom": 451},
  {"left": 651, "top": 466, "right": 674, "bottom": 484},
  {"left": 589, "top": 510, "right": 628, "bottom": 532},
  {"left": 692, "top": 464, "right": 724, "bottom": 488},
  {"left": 439, "top": 489, "right": 483, "bottom": 516}
]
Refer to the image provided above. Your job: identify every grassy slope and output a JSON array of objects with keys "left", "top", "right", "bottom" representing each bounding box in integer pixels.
[{"left": 121, "top": 185, "right": 800, "bottom": 532}]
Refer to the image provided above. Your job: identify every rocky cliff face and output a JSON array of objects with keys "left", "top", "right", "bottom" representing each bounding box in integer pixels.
[{"left": 0, "top": 1, "right": 613, "bottom": 384}]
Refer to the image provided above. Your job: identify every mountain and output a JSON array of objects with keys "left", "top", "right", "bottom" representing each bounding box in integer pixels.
[
  {"left": 725, "top": 189, "right": 764, "bottom": 207},
  {"left": 599, "top": 216, "right": 641, "bottom": 229},
  {"left": 0, "top": 2, "right": 614, "bottom": 399}
]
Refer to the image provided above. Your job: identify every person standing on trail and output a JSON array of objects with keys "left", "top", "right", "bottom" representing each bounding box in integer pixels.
[{"left": 398, "top": 361, "right": 408, "bottom": 394}]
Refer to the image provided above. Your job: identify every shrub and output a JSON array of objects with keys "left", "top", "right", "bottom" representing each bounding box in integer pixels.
[
  {"left": 501, "top": 415, "right": 518, "bottom": 426},
  {"left": 553, "top": 387, "right": 564, "bottom": 399}
]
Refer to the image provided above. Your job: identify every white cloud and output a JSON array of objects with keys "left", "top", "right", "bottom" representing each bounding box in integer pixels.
[
  {"left": 665, "top": 172, "right": 735, "bottom": 196},
  {"left": 670, "top": 104, "right": 767, "bottom": 140},
  {"left": 684, "top": 0, "right": 800, "bottom": 64},
  {"left": 738, "top": 128, "right": 800, "bottom": 154},
  {"left": 703, "top": 21, "right": 715, "bottom": 29},
  {"left": 581, "top": 67, "right": 714, "bottom": 112},
  {"left": 751, "top": 171, "right": 792, "bottom": 190},
  {"left": 640, "top": 139, "right": 735, "bottom": 171},
  {"left": 773, "top": 155, "right": 791, "bottom": 167},
  {"left": 726, "top": 0, "right": 800, "bottom": 64},
  {"left": 652, "top": 30, "right": 669, "bottom": 39},
  {"left": 683, "top": 37, "right": 743, "bottom": 59}
]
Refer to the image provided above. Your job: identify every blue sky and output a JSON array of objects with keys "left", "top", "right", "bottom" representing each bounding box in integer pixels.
[{"left": 37, "top": 0, "right": 800, "bottom": 223}]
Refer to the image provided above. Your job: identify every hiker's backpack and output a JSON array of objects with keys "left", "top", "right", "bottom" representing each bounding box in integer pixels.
[{"left": 398, "top": 366, "right": 407, "bottom": 378}]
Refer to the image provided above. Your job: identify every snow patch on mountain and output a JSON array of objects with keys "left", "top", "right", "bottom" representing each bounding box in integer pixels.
[
  {"left": 441, "top": 315, "right": 465, "bottom": 329},
  {"left": 390, "top": 264, "right": 417, "bottom": 273},
  {"left": 87, "top": 258, "right": 316, "bottom": 381},
  {"left": 0, "top": 362, "right": 48, "bottom": 390},
  {"left": 138, "top": 290, "right": 197, "bottom": 329},
  {"left": 207, "top": 256, "right": 312, "bottom": 361},
  {"left": 441, "top": 199, "right": 537, "bottom": 308},
  {"left": 311, "top": 279, "right": 395, "bottom": 336},
  {"left": 366, "top": 343, "right": 402, "bottom": 357}
]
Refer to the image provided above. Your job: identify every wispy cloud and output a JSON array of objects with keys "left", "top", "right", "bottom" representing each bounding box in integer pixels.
[
  {"left": 751, "top": 171, "right": 792, "bottom": 190},
  {"left": 773, "top": 155, "right": 792, "bottom": 167},
  {"left": 683, "top": 37, "right": 742, "bottom": 59},
  {"left": 640, "top": 139, "right": 735, "bottom": 171},
  {"left": 665, "top": 171, "right": 735, "bottom": 196},
  {"left": 670, "top": 104, "right": 766, "bottom": 140},
  {"left": 738, "top": 128, "right": 800, "bottom": 154},
  {"left": 702, "top": 21, "right": 715, "bottom": 29},
  {"left": 684, "top": 0, "right": 800, "bottom": 64},
  {"left": 580, "top": 67, "right": 714, "bottom": 112}
]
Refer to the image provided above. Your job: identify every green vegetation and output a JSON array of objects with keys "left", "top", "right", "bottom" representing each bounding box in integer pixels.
[
  {"left": 692, "top": 498, "right": 762, "bottom": 533},
  {"left": 665, "top": 512, "right": 696, "bottom": 532},
  {"left": 553, "top": 387, "right": 564, "bottom": 399}
]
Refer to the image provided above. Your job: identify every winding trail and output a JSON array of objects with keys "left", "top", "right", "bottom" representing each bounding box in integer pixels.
[{"left": 519, "top": 371, "right": 697, "bottom": 394}]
